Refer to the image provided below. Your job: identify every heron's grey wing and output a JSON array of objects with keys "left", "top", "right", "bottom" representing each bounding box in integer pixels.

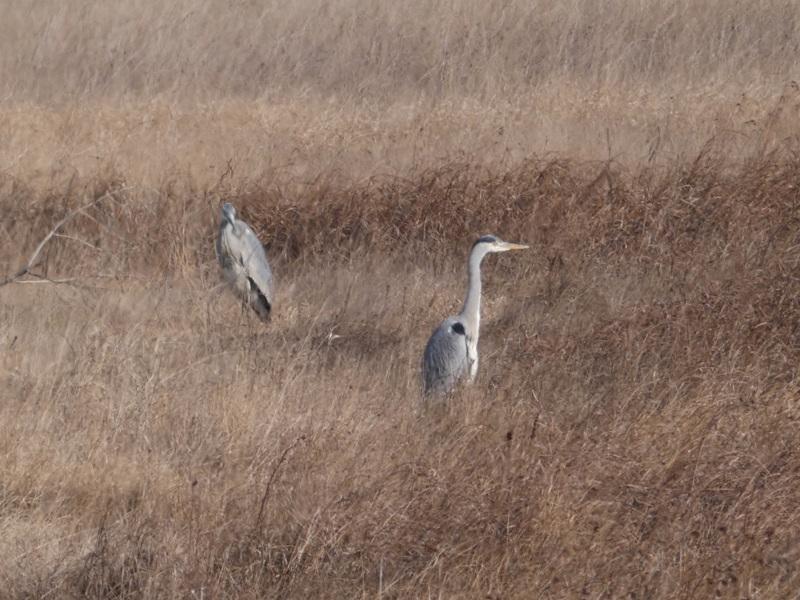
[
  {"left": 238, "top": 223, "right": 274, "bottom": 305},
  {"left": 422, "top": 318, "right": 469, "bottom": 395}
]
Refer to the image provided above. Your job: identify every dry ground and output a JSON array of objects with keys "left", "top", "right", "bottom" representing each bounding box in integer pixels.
[{"left": 2, "top": 1, "right": 800, "bottom": 598}]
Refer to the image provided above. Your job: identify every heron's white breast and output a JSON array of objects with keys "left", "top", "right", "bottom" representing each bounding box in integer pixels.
[{"left": 466, "top": 336, "right": 479, "bottom": 380}]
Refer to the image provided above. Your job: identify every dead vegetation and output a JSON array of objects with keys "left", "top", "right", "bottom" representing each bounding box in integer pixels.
[
  {"left": 2, "top": 148, "right": 800, "bottom": 598},
  {"left": 2, "top": 0, "right": 800, "bottom": 598}
]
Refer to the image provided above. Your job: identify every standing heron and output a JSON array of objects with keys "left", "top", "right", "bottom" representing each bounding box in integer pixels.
[
  {"left": 422, "top": 235, "right": 528, "bottom": 396},
  {"left": 216, "top": 202, "right": 274, "bottom": 321}
]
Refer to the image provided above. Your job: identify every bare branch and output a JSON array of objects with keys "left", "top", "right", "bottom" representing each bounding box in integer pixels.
[
  {"left": 0, "top": 188, "right": 127, "bottom": 288},
  {"left": 54, "top": 233, "right": 101, "bottom": 252}
]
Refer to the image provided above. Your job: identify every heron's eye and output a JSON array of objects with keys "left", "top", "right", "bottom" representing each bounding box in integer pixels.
[{"left": 451, "top": 322, "right": 466, "bottom": 335}]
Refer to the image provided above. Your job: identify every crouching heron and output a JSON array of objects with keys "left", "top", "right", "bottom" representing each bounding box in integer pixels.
[
  {"left": 422, "top": 235, "right": 528, "bottom": 396},
  {"left": 216, "top": 202, "right": 274, "bottom": 321}
]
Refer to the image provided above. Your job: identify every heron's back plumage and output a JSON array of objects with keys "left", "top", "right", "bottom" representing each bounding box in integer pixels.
[
  {"left": 422, "top": 317, "right": 470, "bottom": 395},
  {"left": 217, "top": 211, "right": 274, "bottom": 320},
  {"left": 237, "top": 223, "right": 274, "bottom": 307}
]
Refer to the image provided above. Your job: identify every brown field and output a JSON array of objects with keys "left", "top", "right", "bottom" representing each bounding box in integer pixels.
[{"left": 2, "top": 1, "right": 800, "bottom": 598}]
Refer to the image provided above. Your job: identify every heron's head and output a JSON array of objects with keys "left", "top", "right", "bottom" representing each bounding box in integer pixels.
[
  {"left": 473, "top": 234, "right": 529, "bottom": 254},
  {"left": 221, "top": 202, "right": 237, "bottom": 225}
]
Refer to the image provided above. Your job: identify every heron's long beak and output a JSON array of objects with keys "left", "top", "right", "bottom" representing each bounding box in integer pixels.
[{"left": 504, "top": 242, "right": 529, "bottom": 251}]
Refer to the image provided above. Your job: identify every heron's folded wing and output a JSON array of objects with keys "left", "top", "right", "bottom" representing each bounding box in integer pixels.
[
  {"left": 422, "top": 320, "right": 469, "bottom": 393},
  {"left": 239, "top": 224, "right": 275, "bottom": 304}
]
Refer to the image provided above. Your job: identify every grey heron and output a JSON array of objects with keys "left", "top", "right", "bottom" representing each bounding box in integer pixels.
[
  {"left": 216, "top": 202, "right": 274, "bottom": 321},
  {"left": 422, "top": 235, "right": 528, "bottom": 396}
]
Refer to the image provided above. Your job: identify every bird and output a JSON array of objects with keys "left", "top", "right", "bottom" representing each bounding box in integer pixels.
[
  {"left": 422, "top": 235, "right": 528, "bottom": 396},
  {"left": 216, "top": 202, "right": 274, "bottom": 321}
]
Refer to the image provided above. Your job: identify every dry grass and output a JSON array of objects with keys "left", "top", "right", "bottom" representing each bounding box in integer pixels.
[
  {"left": 4, "top": 0, "right": 800, "bottom": 102},
  {"left": 2, "top": 1, "right": 800, "bottom": 598}
]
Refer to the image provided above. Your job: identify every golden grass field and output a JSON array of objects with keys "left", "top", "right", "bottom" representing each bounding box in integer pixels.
[{"left": 2, "top": 1, "right": 800, "bottom": 597}]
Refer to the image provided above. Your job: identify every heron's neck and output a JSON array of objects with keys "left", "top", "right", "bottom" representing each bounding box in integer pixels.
[{"left": 459, "top": 246, "right": 487, "bottom": 336}]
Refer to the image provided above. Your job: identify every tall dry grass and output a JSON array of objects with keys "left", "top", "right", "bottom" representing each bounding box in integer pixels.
[
  {"left": 2, "top": 0, "right": 800, "bottom": 184},
  {"left": 2, "top": 1, "right": 800, "bottom": 598},
  {"left": 3, "top": 0, "right": 800, "bottom": 101}
]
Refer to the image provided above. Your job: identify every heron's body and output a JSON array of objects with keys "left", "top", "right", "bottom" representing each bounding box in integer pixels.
[
  {"left": 422, "top": 235, "right": 528, "bottom": 396},
  {"left": 216, "top": 203, "right": 274, "bottom": 321},
  {"left": 422, "top": 317, "right": 474, "bottom": 395}
]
